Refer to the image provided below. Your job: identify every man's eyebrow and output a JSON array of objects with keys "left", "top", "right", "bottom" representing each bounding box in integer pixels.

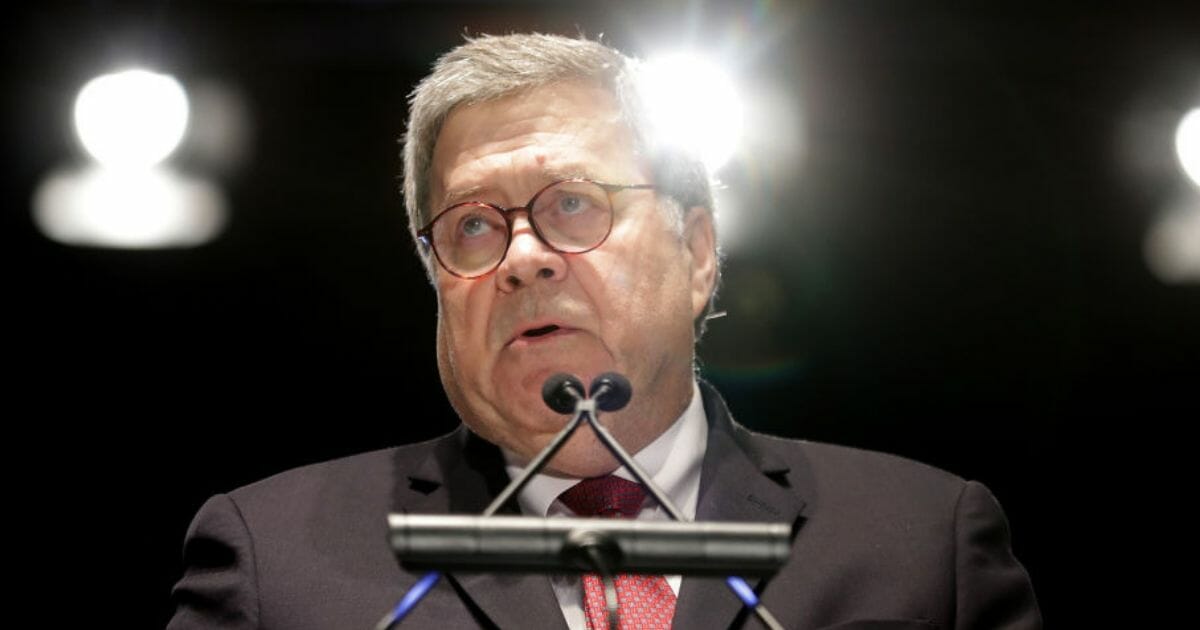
[
  {"left": 439, "top": 166, "right": 597, "bottom": 208},
  {"left": 542, "top": 165, "right": 593, "bottom": 181},
  {"left": 440, "top": 185, "right": 487, "bottom": 208}
]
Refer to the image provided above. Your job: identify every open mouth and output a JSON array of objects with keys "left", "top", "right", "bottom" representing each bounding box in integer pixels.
[{"left": 521, "top": 324, "right": 561, "bottom": 338}]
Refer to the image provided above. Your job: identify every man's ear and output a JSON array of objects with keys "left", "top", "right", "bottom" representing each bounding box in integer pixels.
[{"left": 683, "top": 206, "right": 718, "bottom": 319}]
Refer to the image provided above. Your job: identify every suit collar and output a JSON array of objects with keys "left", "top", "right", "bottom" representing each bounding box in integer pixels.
[
  {"left": 393, "top": 380, "right": 812, "bottom": 629},
  {"left": 394, "top": 426, "right": 513, "bottom": 516},
  {"left": 393, "top": 426, "right": 567, "bottom": 629},
  {"left": 694, "top": 379, "right": 810, "bottom": 521},
  {"left": 672, "top": 379, "right": 811, "bottom": 629}
]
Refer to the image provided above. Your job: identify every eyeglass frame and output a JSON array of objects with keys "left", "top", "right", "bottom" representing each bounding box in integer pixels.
[{"left": 416, "top": 178, "right": 657, "bottom": 279}]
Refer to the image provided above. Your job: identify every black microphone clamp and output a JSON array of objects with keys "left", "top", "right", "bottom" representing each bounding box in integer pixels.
[
  {"left": 541, "top": 373, "right": 586, "bottom": 414},
  {"left": 589, "top": 372, "right": 632, "bottom": 412},
  {"left": 542, "top": 371, "right": 633, "bottom": 415}
]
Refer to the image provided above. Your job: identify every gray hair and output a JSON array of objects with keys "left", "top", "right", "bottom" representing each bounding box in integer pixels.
[{"left": 400, "top": 33, "right": 721, "bottom": 335}]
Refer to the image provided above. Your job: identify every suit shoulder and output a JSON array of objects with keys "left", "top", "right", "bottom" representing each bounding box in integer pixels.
[
  {"left": 746, "top": 430, "right": 968, "bottom": 499},
  {"left": 226, "top": 432, "right": 456, "bottom": 509}
]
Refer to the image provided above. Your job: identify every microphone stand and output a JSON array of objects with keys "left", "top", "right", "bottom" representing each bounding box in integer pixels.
[{"left": 377, "top": 374, "right": 787, "bottom": 630}]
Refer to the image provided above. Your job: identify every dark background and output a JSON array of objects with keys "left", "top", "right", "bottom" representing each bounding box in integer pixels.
[{"left": 7, "top": 1, "right": 1199, "bottom": 627}]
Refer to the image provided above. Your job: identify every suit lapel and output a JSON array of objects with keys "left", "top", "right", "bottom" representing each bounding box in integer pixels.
[
  {"left": 672, "top": 381, "right": 811, "bottom": 629},
  {"left": 393, "top": 427, "right": 569, "bottom": 630}
]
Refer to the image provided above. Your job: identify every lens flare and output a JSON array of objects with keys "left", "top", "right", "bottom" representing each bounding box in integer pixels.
[{"left": 33, "top": 165, "right": 225, "bottom": 248}]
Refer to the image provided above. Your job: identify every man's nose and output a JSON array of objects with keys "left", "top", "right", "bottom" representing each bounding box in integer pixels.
[{"left": 494, "top": 215, "right": 567, "bottom": 292}]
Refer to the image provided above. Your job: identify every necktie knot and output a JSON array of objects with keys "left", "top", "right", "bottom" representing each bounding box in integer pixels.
[{"left": 558, "top": 474, "right": 648, "bottom": 518}]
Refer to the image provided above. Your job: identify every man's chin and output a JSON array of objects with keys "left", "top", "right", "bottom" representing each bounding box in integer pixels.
[{"left": 496, "top": 426, "right": 624, "bottom": 478}]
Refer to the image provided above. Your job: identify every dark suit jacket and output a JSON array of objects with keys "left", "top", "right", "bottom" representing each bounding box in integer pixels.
[{"left": 168, "top": 382, "right": 1040, "bottom": 629}]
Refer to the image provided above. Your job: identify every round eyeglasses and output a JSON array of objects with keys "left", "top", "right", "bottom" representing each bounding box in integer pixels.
[{"left": 417, "top": 179, "right": 656, "bottom": 279}]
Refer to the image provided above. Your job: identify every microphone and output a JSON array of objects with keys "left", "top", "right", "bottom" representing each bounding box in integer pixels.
[
  {"left": 385, "top": 369, "right": 789, "bottom": 630},
  {"left": 589, "top": 372, "right": 632, "bottom": 412},
  {"left": 542, "top": 373, "right": 585, "bottom": 414}
]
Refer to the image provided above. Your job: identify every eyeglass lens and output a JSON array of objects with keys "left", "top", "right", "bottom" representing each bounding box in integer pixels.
[{"left": 430, "top": 180, "right": 614, "bottom": 277}]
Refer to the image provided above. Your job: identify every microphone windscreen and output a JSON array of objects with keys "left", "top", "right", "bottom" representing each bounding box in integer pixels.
[
  {"left": 589, "top": 372, "right": 632, "bottom": 412},
  {"left": 542, "top": 373, "right": 584, "bottom": 414}
]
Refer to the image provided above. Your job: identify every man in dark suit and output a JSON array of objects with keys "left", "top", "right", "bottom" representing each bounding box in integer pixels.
[{"left": 168, "top": 33, "right": 1040, "bottom": 629}]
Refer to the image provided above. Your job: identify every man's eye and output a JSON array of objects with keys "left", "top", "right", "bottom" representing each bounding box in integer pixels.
[
  {"left": 558, "top": 194, "right": 592, "bottom": 215},
  {"left": 460, "top": 215, "right": 493, "bottom": 238}
]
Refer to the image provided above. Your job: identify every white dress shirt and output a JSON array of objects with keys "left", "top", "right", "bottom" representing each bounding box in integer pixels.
[{"left": 502, "top": 380, "right": 709, "bottom": 630}]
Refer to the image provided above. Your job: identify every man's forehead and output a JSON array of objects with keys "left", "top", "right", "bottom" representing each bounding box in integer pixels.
[{"left": 429, "top": 81, "right": 645, "bottom": 208}]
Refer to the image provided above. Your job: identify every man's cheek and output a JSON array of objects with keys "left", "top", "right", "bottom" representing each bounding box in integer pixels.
[
  {"left": 602, "top": 265, "right": 634, "bottom": 293},
  {"left": 437, "top": 295, "right": 475, "bottom": 347}
]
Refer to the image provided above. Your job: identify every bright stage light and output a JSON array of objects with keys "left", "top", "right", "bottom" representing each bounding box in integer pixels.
[
  {"left": 33, "top": 165, "right": 226, "bottom": 248},
  {"left": 637, "top": 52, "right": 743, "bottom": 172},
  {"left": 1177, "top": 108, "right": 1200, "bottom": 187},
  {"left": 74, "top": 69, "right": 189, "bottom": 168}
]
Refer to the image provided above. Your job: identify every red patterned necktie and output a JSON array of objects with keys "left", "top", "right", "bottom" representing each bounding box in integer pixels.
[{"left": 558, "top": 475, "right": 676, "bottom": 630}]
